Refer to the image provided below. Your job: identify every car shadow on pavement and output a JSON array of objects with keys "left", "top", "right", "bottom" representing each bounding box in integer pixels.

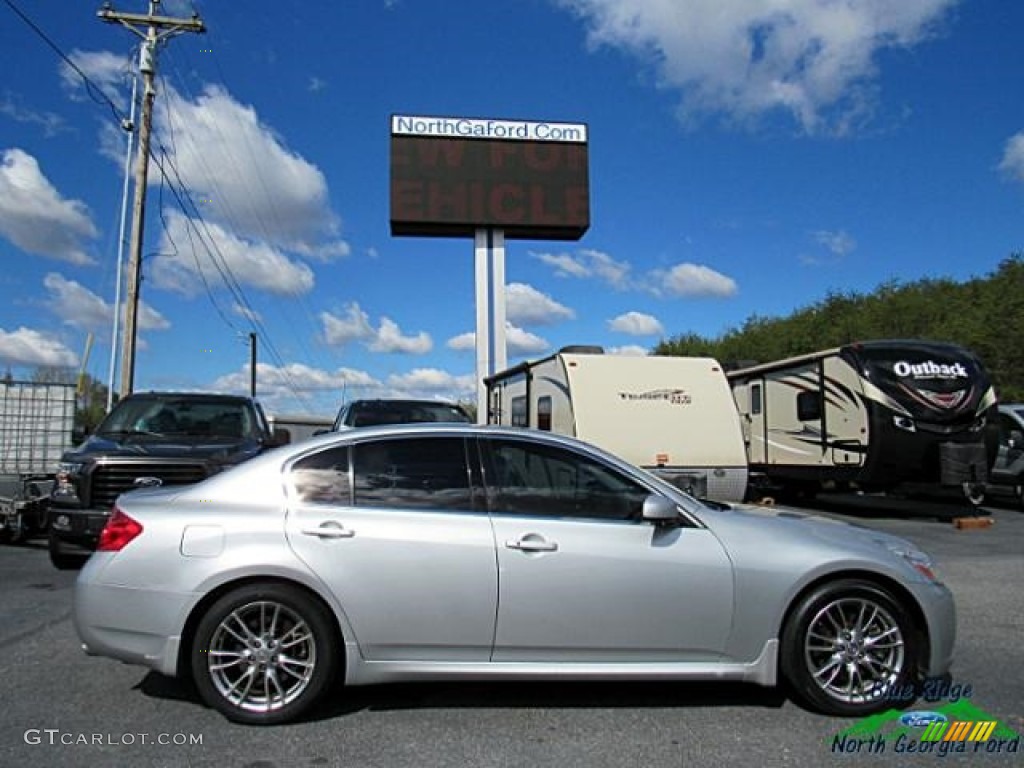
[
  {"left": 310, "top": 679, "right": 788, "bottom": 722},
  {"left": 782, "top": 492, "right": 991, "bottom": 523},
  {"left": 135, "top": 673, "right": 788, "bottom": 723}
]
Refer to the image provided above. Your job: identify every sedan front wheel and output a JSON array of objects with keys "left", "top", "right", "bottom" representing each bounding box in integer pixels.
[
  {"left": 191, "top": 583, "right": 339, "bottom": 725},
  {"left": 781, "top": 579, "right": 918, "bottom": 716}
]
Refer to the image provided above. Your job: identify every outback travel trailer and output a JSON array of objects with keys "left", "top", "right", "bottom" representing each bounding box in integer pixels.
[
  {"left": 484, "top": 347, "right": 748, "bottom": 502},
  {"left": 727, "top": 340, "right": 999, "bottom": 503}
]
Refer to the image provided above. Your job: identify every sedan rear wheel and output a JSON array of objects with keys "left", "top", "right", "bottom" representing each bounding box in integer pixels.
[
  {"left": 781, "top": 580, "right": 918, "bottom": 716},
  {"left": 191, "top": 583, "right": 338, "bottom": 725}
]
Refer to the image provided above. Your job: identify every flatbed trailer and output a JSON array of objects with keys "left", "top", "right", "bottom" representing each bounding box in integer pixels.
[{"left": 0, "top": 381, "right": 75, "bottom": 542}]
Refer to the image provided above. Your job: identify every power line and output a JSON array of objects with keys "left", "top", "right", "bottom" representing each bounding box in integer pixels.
[{"left": 2, "top": 0, "right": 128, "bottom": 125}]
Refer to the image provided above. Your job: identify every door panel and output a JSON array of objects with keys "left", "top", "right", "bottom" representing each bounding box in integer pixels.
[
  {"left": 284, "top": 439, "right": 497, "bottom": 662},
  {"left": 491, "top": 517, "right": 734, "bottom": 661}
]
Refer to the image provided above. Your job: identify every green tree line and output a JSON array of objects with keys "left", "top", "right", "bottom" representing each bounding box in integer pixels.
[{"left": 655, "top": 254, "right": 1024, "bottom": 401}]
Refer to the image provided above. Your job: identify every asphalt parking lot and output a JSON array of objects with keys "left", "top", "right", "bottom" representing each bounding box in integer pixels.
[{"left": 0, "top": 497, "right": 1021, "bottom": 768}]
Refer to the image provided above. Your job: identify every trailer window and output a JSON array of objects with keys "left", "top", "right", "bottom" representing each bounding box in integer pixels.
[
  {"left": 537, "top": 396, "right": 552, "bottom": 431},
  {"left": 751, "top": 384, "right": 762, "bottom": 415},
  {"left": 511, "top": 396, "right": 528, "bottom": 427},
  {"left": 797, "top": 391, "right": 822, "bottom": 422}
]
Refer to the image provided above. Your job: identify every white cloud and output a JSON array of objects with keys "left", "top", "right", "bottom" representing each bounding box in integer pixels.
[
  {"left": 321, "top": 303, "right": 432, "bottom": 355},
  {"left": 446, "top": 332, "right": 475, "bottom": 352},
  {"left": 532, "top": 250, "right": 591, "bottom": 278},
  {"left": 386, "top": 368, "right": 476, "bottom": 397},
  {"left": 557, "top": 0, "right": 956, "bottom": 133},
  {"left": 813, "top": 229, "right": 857, "bottom": 256},
  {"left": 159, "top": 83, "right": 348, "bottom": 258},
  {"left": 0, "top": 96, "right": 68, "bottom": 138},
  {"left": 232, "top": 303, "right": 262, "bottom": 323},
  {"left": 607, "top": 345, "right": 649, "bottom": 356},
  {"left": 608, "top": 311, "right": 664, "bottom": 336},
  {"left": 321, "top": 304, "right": 373, "bottom": 346},
  {"left": 535, "top": 247, "right": 738, "bottom": 300},
  {"left": 657, "top": 263, "right": 738, "bottom": 298},
  {"left": 154, "top": 210, "right": 315, "bottom": 296},
  {"left": 213, "top": 361, "right": 379, "bottom": 396},
  {"left": 999, "top": 132, "right": 1024, "bottom": 182},
  {"left": 0, "top": 149, "right": 98, "bottom": 264},
  {"left": 506, "top": 282, "right": 575, "bottom": 326},
  {"left": 0, "top": 326, "right": 78, "bottom": 368},
  {"left": 60, "top": 50, "right": 132, "bottom": 111},
  {"left": 531, "top": 248, "right": 633, "bottom": 289},
  {"left": 446, "top": 323, "right": 550, "bottom": 357},
  {"left": 368, "top": 317, "right": 432, "bottom": 354},
  {"left": 43, "top": 273, "right": 169, "bottom": 333}
]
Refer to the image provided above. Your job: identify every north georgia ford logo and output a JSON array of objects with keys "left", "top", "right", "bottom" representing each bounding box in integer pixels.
[{"left": 893, "top": 360, "right": 968, "bottom": 380}]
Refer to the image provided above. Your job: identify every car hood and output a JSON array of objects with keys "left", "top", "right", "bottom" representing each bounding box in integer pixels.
[
  {"left": 65, "top": 434, "right": 262, "bottom": 464},
  {"left": 691, "top": 501, "right": 930, "bottom": 578}
]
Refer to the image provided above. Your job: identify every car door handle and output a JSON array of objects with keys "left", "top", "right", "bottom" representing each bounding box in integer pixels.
[
  {"left": 505, "top": 537, "right": 558, "bottom": 552},
  {"left": 301, "top": 522, "right": 355, "bottom": 539}
]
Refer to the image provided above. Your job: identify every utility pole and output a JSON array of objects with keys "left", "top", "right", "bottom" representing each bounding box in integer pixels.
[
  {"left": 98, "top": 0, "right": 204, "bottom": 396},
  {"left": 249, "top": 332, "right": 257, "bottom": 398}
]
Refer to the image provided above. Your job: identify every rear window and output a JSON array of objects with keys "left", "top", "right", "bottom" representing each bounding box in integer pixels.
[{"left": 343, "top": 401, "right": 471, "bottom": 427}]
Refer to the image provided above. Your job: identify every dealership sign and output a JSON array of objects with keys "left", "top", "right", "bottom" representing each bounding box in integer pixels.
[{"left": 390, "top": 114, "right": 590, "bottom": 240}]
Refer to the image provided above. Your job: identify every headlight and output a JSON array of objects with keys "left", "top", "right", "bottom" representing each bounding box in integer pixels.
[
  {"left": 54, "top": 462, "right": 83, "bottom": 494},
  {"left": 890, "top": 545, "right": 941, "bottom": 583}
]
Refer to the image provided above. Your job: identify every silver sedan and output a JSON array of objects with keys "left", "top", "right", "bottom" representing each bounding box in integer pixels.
[{"left": 74, "top": 424, "right": 955, "bottom": 725}]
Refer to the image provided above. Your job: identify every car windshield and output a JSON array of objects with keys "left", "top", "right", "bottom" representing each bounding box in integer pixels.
[
  {"left": 347, "top": 402, "right": 472, "bottom": 427},
  {"left": 99, "top": 398, "right": 257, "bottom": 440}
]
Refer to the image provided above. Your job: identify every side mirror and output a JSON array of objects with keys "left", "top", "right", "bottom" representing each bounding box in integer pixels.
[
  {"left": 266, "top": 428, "right": 291, "bottom": 447},
  {"left": 642, "top": 494, "right": 681, "bottom": 526}
]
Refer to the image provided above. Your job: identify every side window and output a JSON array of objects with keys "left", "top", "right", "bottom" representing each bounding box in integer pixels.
[
  {"left": 353, "top": 437, "right": 472, "bottom": 510},
  {"left": 797, "top": 390, "right": 821, "bottom": 422},
  {"left": 290, "top": 446, "right": 352, "bottom": 505},
  {"left": 751, "top": 383, "right": 762, "bottom": 416},
  {"left": 484, "top": 438, "right": 648, "bottom": 521},
  {"left": 510, "top": 396, "right": 528, "bottom": 427},
  {"left": 537, "top": 396, "right": 552, "bottom": 431}
]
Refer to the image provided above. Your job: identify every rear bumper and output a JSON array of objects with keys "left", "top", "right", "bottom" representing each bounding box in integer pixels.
[{"left": 74, "top": 558, "right": 193, "bottom": 677}]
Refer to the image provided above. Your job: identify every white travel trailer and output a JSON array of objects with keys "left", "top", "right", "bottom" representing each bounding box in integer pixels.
[
  {"left": 727, "top": 340, "right": 999, "bottom": 503},
  {"left": 484, "top": 347, "right": 748, "bottom": 502}
]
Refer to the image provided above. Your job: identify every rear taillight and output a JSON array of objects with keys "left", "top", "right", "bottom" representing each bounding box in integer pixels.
[{"left": 97, "top": 507, "right": 144, "bottom": 551}]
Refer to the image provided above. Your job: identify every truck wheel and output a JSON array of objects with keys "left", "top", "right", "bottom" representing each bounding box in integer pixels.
[{"left": 48, "top": 532, "right": 88, "bottom": 570}]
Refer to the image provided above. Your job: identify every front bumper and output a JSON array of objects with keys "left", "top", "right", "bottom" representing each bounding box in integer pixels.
[
  {"left": 49, "top": 507, "right": 111, "bottom": 550},
  {"left": 907, "top": 579, "right": 957, "bottom": 679}
]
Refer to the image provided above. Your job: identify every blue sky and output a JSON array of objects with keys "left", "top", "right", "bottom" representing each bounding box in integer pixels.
[{"left": 1, "top": 0, "right": 1022, "bottom": 417}]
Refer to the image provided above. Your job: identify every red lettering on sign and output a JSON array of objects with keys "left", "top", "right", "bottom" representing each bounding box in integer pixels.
[
  {"left": 489, "top": 143, "right": 518, "bottom": 170},
  {"left": 391, "top": 180, "right": 425, "bottom": 219},
  {"left": 427, "top": 181, "right": 468, "bottom": 220},
  {"left": 524, "top": 144, "right": 560, "bottom": 172},
  {"left": 418, "top": 141, "right": 465, "bottom": 168},
  {"left": 490, "top": 184, "right": 525, "bottom": 222}
]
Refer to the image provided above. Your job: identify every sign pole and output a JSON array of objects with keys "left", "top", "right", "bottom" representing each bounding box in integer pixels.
[{"left": 474, "top": 228, "right": 506, "bottom": 423}]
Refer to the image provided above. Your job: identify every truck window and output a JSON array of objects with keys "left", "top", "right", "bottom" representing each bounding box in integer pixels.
[{"left": 537, "top": 396, "right": 552, "bottom": 431}]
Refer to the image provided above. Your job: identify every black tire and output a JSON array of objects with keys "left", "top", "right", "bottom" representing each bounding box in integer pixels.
[
  {"left": 48, "top": 532, "right": 89, "bottom": 570},
  {"left": 781, "top": 579, "right": 919, "bottom": 716},
  {"left": 963, "top": 482, "right": 985, "bottom": 506},
  {"left": 191, "top": 583, "right": 339, "bottom": 725}
]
